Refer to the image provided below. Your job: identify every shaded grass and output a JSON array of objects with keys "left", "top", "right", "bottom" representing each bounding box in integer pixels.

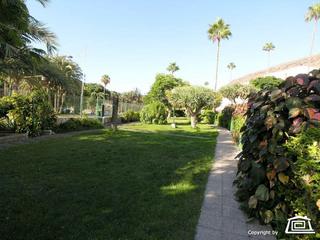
[{"left": 0, "top": 124, "right": 217, "bottom": 240}]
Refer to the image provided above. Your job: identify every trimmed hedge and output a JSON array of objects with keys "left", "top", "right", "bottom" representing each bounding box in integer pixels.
[
  {"left": 217, "top": 106, "right": 234, "bottom": 129},
  {"left": 200, "top": 110, "right": 216, "bottom": 124},
  {"left": 120, "top": 110, "right": 140, "bottom": 123},
  {"left": 230, "top": 115, "right": 246, "bottom": 144},
  {"left": 54, "top": 118, "right": 103, "bottom": 133}
]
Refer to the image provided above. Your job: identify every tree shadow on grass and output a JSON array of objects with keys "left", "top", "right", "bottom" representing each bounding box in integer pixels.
[{"left": 0, "top": 128, "right": 218, "bottom": 240}]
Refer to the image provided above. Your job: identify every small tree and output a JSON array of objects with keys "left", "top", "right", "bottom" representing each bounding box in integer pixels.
[
  {"left": 168, "top": 86, "right": 215, "bottom": 128},
  {"left": 220, "top": 83, "right": 255, "bottom": 104},
  {"left": 167, "top": 63, "right": 180, "bottom": 76}
]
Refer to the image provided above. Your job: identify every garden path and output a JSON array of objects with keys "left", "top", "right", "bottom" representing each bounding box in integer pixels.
[{"left": 195, "top": 127, "right": 276, "bottom": 240}]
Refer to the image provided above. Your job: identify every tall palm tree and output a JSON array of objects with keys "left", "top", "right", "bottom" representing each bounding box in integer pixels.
[
  {"left": 101, "top": 74, "right": 110, "bottom": 95},
  {"left": 208, "top": 18, "right": 232, "bottom": 90},
  {"left": 227, "top": 62, "right": 236, "bottom": 81},
  {"left": 262, "top": 42, "right": 275, "bottom": 68},
  {"left": 305, "top": 3, "right": 320, "bottom": 56},
  {"left": 167, "top": 62, "right": 179, "bottom": 75}
]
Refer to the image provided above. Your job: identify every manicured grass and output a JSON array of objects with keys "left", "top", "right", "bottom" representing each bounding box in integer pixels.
[{"left": 0, "top": 123, "right": 217, "bottom": 240}]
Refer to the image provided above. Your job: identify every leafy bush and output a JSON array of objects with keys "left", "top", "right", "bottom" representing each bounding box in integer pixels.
[
  {"left": 217, "top": 106, "right": 234, "bottom": 129},
  {"left": 140, "top": 101, "right": 167, "bottom": 124},
  {"left": 120, "top": 110, "right": 140, "bottom": 123},
  {"left": 1, "top": 91, "right": 56, "bottom": 136},
  {"left": 55, "top": 118, "right": 103, "bottom": 133},
  {"left": 283, "top": 128, "right": 320, "bottom": 238},
  {"left": 234, "top": 70, "right": 320, "bottom": 237},
  {"left": 250, "top": 76, "right": 283, "bottom": 91},
  {"left": 0, "top": 97, "right": 14, "bottom": 118},
  {"left": 200, "top": 110, "right": 216, "bottom": 124},
  {"left": 230, "top": 115, "right": 246, "bottom": 144}
]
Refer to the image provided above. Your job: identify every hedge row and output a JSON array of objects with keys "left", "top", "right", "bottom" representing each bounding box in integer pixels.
[{"left": 234, "top": 70, "right": 320, "bottom": 238}]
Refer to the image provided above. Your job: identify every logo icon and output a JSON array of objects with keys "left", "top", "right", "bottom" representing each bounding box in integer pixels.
[{"left": 285, "top": 216, "right": 315, "bottom": 234}]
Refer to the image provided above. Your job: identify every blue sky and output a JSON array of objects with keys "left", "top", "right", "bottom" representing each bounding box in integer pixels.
[{"left": 28, "top": 0, "right": 318, "bottom": 93}]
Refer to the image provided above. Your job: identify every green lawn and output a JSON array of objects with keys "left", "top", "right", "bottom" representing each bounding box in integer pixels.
[{"left": 0, "top": 123, "right": 217, "bottom": 240}]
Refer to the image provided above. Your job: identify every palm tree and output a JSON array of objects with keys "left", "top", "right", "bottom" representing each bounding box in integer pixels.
[
  {"left": 208, "top": 18, "right": 232, "bottom": 90},
  {"left": 305, "top": 3, "right": 320, "bottom": 56},
  {"left": 227, "top": 62, "right": 236, "bottom": 81},
  {"left": 101, "top": 74, "right": 110, "bottom": 95},
  {"left": 0, "top": 0, "right": 57, "bottom": 60},
  {"left": 167, "top": 62, "right": 179, "bottom": 75},
  {"left": 262, "top": 42, "right": 275, "bottom": 68}
]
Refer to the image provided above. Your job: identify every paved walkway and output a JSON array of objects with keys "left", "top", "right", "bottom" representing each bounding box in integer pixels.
[{"left": 195, "top": 128, "right": 276, "bottom": 240}]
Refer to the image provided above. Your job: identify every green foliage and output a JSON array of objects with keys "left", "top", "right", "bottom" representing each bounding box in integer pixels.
[
  {"left": 234, "top": 70, "right": 320, "bottom": 237},
  {"left": 217, "top": 106, "right": 234, "bottom": 129},
  {"left": 212, "top": 92, "right": 223, "bottom": 109},
  {"left": 55, "top": 118, "right": 103, "bottom": 133},
  {"left": 120, "top": 110, "right": 140, "bottom": 123},
  {"left": 84, "top": 83, "right": 104, "bottom": 96},
  {"left": 167, "top": 86, "right": 216, "bottom": 127},
  {"left": 0, "top": 91, "right": 56, "bottom": 136},
  {"left": 144, "top": 74, "right": 186, "bottom": 108},
  {"left": 120, "top": 88, "right": 143, "bottom": 103},
  {"left": 219, "top": 83, "right": 255, "bottom": 104},
  {"left": 140, "top": 101, "right": 167, "bottom": 124},
  {"left": 283, "top": 128, "right": 320, "bottom": 237},
  {"left": 200, "top": 110, "right": 216, "bottom": 124},
  {"left": 250, "top": 76, "right": 283, "bottom": 91},
  {"left": 230, "top": 115, "right": 246, "bottom": 144},
  {"left": 0, "top": 96, "right": 15, "bottom": 118}
]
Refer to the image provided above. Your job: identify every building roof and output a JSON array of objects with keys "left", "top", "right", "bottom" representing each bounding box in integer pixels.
[{"left": 229, "top": 54, "right": 320, "bottom": 85}]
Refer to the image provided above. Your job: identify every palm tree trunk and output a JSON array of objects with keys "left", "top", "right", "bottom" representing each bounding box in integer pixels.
[
  {"left": 215, "top": 40, "right": 221, "bottom": 91},
  {"left": 268, "top": 51, "right": 271, "bottom": 69},
  {"left": 310, "top": 19, "right": 318, "bottom": 56}
]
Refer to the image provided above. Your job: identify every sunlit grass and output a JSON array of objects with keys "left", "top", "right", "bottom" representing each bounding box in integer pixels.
[{"left": 0, "top": 124, "right": 217, "bottom": 240}]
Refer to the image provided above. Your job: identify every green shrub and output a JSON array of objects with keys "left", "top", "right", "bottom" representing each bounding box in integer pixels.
[
  {"left": 230, "top": 115, "right": 246, "bottom": 144},
  {"left": 218, "top": 106, "right": 234, "bottom": 129},
  {"left": 55, "top": 118, "right": 103, "bottom": 133},
  {"left": 200, "top": 110, "right": 216, "bottom": 124},
  {"left": 234, "top": 70, "right": 320, "bottom": 238},
  {"left": 282, "top": 128, "right": 320, "bottom": 238},
  {"left": 0, "top": 96, "right": 14, "bottom": 118},
  {"left": 120, "top": 110, "right": 140, "bottom": 123},
  {"left": 140, "top": 101, "right": 167, "bottom": 124},
  {"left": 250, "top": 76, "right": 283, "bottom": 91},
  {"left": 1, "top": 91, "right": 56, "bottom": 136}
]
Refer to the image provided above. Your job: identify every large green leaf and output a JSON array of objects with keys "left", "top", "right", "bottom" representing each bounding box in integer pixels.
[
  {"left": 260, "top": 210, "right": 274, "bottom": 224},
  {"left": 285, "top": 97, "right": 303, "bottom": 109},
  {"left": 270, "top": 89, "right": 283, "bottom": 102},
  {"left": 255, "top": 184, "right": 269, "bottom": 201}
]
